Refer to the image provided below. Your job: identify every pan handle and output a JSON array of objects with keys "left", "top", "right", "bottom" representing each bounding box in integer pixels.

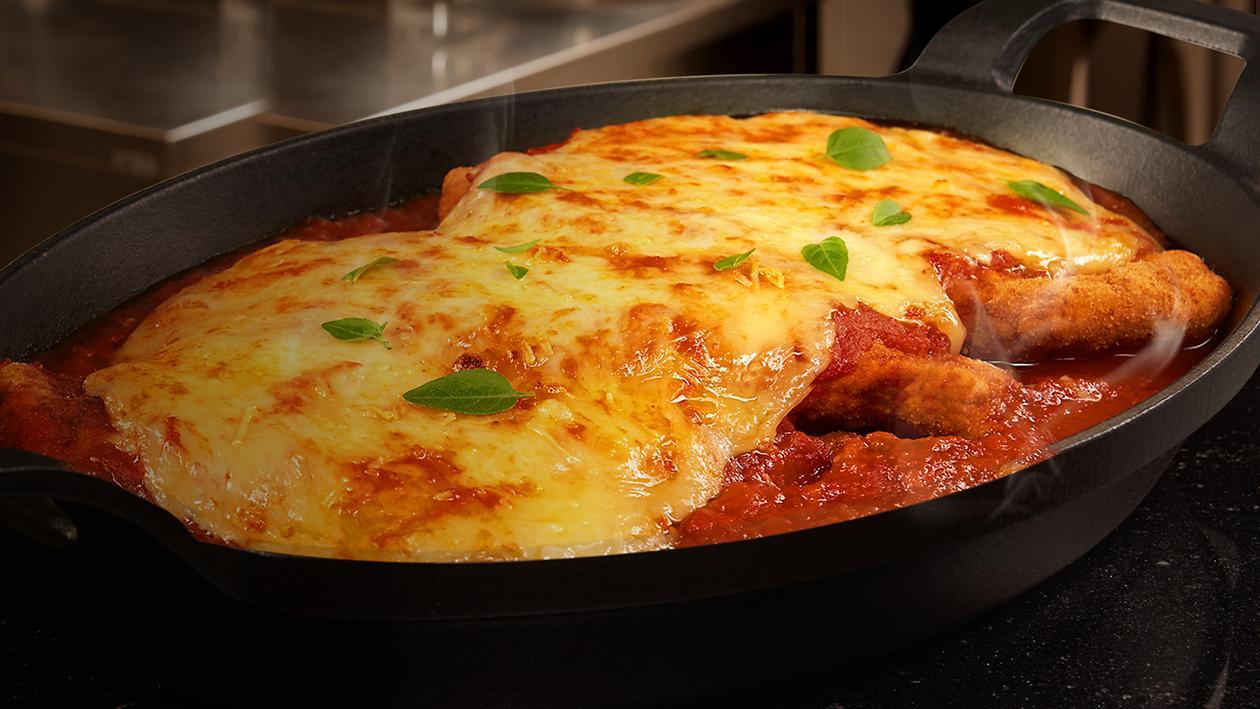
[
  {"left": 0, "top": 448, "right": 200, "bottom": 547},
  {"left": 908, "top": 0, "right": 1260, "bottom": 179},
  {"left": 0, "top": 449, "right": 193, "bottom": 553},
  {"left": 0, "top": 450, "right": 80, "bottom": 547}
]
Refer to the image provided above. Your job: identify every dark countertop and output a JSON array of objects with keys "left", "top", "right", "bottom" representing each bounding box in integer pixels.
[{"left": 3, "top": 371, "right": 1259, "bottom": 708}]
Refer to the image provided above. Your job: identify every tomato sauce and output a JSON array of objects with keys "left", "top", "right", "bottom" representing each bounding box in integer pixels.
[
  {"left": 676, "top": 336, "right": 1214, "bottom": 547},
  {"left": 5, "top": 192, "right": 1220, "bottom": 551}
]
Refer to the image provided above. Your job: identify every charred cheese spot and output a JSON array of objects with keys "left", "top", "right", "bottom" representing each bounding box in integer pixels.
[{"left": 83, "top": 112, "right": 1154, "bottom": 560}]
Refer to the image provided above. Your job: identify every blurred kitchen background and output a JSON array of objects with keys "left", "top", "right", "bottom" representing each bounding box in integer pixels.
[{"left": 0, "top": 0, "right": 1255, "bottom": 267}]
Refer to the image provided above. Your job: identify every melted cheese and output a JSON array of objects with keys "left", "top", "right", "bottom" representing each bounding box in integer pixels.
[{"left": 83, "top": 112, "right": 1151, "bottom": 560}]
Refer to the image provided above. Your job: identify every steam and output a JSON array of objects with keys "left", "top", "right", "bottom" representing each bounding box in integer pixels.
[
  {"left": 1105, "top": 318, "right": 1187, "bottom": 385},
  {"left": 968, "top": 180, "right": 1190, "bottom": 519}
]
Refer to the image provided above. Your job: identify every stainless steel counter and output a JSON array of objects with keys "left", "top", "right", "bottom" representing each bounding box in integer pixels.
[
  {"left": 0, "top": 0, "right": 265, "bottom": 139},
  {"left": 266, "top": 0, "right": 809, "bottom": 129},
  {"left": 0, "top": 0, "right": 813, "bottom": 263}
]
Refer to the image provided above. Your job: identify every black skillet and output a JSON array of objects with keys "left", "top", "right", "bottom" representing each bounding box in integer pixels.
[{"left": 2, "top": 0, "right": 1260, "bottom": 706}]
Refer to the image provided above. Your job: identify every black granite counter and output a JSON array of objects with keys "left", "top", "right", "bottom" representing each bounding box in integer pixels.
[{"left": 3, "top": 371, "right": 1259, "bottom": 708}]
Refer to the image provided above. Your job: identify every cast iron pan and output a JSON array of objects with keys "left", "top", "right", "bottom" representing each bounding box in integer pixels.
[{"left": 2, "top": 1, "right": 1260, "bottom": 706}]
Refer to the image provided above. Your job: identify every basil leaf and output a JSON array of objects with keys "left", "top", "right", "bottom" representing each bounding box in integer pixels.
[
  {"left": 714, "top": 248, "right": 755, "bottom": 271},
  {"left": 1007, "top": 180, "right": 1089, "bottom": 215},
  {"left": 801, "top": 237, "right": 849, "bottom": 282},
  {"left": 495, "top": 240, "right": 540, "bottom": 254},
  {"left": 342, "top": 256, "right": 399, "bottom": 283},
  {"left": 624, "top": 172, "right": 663, "bottom": 186},
  {"left": 477, "top": 172, "right": 562, "bottom": 193},
  {"left": 505, "top": 261, "right": 529, "bottom": 280},
  {"left": 697, "top": 149, "right": 748, "bottom": 161},
  {"left": 321, "top": 318, "right": 391, "bottom": 349},
  {"left": 825, "top": 127, "right": 892, "bottom": 170},
  {"left": 403, "top": 368, "right": 534, "bottom": 415},
  {"left": 871, "top": 199, "right": 911, "bottom": 226}
]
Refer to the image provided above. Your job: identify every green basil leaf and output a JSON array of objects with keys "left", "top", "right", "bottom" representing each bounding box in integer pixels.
[
  {"left": 321, "top": 317, "right": 391, "bottom": 349},
  {"left": 801, "top": 237, "right": 849, "bottom": 282},
  {"left": 697, "top": 149, "right": 748, "bottom": 161},
  {"left": 1007, "top": 180, "right": 1089, "bottom": 215},
  {"left": 495, "top": 240, "right": 540, "bottom": 254},
  {"left": 871, "top": 199, "right": 911, "bottom": 226},
  {"left": 825, "top": 127, "right": 892, "bottom": 170},
  {"left": 624, "top": 172, "right": 663, "bottom": 186},
  {"left": 505, "top": 261, "right": 529, "bottom": 280},
  {"left": 403, "top": 368, "right": 534, "bottom": 415},
  {"left": 477, "top": 172, "right": 562, "bottom": 194},
  {"left": 713, "top": 248, "right": 755, "bottom": 271},
  {"left": 341, "top": 256, "right": 399, "bottom": 283}
]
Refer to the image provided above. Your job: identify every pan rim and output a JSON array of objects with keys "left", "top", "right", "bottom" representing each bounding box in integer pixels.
[{"left": 2, "top": 72, "right": 1257, "bottom": 590}]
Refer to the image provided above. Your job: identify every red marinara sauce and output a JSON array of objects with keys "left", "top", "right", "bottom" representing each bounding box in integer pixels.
[
  {"left": 16, "top": 192, "right": 1220, "bottom": 549},
  {"left": 675, "top": 339, "right": 1216, "bottom": 547}
]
